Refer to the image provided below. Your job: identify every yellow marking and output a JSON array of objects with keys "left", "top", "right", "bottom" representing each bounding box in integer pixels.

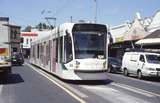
[{"left": 26, "top": 63, "right": 86, "bottom": 103}]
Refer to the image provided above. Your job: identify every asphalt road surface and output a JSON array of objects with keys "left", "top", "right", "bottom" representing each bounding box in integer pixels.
[
  {"left": 0, "top": 63, "right": 160, "bottom": 103},
  {"left": 0, "top": 65, "right": 79, "bottom": 103}
]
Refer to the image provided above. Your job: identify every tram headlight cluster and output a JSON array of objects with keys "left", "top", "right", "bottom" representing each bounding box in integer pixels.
[
  {"left": 103, "top": 62, "right": 106, "bottom": 69},
  {"left": 75, "top": 61, "right": 80, "bottom": 69}
]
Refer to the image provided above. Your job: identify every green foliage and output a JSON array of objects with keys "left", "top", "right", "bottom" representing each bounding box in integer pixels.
[{"left": 23, "top": 26, "right": 32, "bottom": 32}]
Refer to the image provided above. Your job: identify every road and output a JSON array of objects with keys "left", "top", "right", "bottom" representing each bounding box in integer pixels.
[
  {"left": 69, "top": 73, "right": 160, "bottom": 103},
  {"left": 0, "top": 63, "right": 160, "bottom": 103},
  {"left": 0, "top": 65, "right": 79, "bottom": 103},
  {"left": 107, "top": 73, "right": 160, "bottom": 96}
]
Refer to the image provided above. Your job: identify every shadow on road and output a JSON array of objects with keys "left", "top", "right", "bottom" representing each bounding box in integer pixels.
[
  {"left": 12, "top": 64, "right": 24, "bottom": 66},
  {"left": 31, "top": 64, "right": 114, "bottom": 85},
  {"left": 142, "top": 77, "right": 160, "bottom": 82},
  {"left": 0, "top": 73, "right": 24, "bottom": 84},
  {"left": 63, "top": 79, "right": 114, "bottom": 85},
  {"left": 126, "top": 74, "right": 160, "bottom": 82}
]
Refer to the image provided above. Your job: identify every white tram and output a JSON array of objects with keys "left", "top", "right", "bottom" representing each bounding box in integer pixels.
[{"left": 30, "top": 23, "right": 108, "bottom": 80}]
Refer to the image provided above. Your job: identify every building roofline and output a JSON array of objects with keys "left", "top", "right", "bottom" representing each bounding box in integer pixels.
[
  {"left": 0, "top": 17, "right": 9, "bottom": 21},
  {"left": 3, "top": 24, "right": 21, "bottom": 28}
]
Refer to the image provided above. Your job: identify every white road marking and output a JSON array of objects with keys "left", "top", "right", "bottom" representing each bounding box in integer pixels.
[
  {"left": 26, "top": 63, "right": 86, "bottom": 103},
  {"left": 0, "top": 84, "right": 4, "bottom": 103},
  {"left": 81, "top": 85, "right": 151, "bottom": 103},
  {"left": 80, "top": 85, "right": 119, "bottom": 92},
  {"left": 61, "top": 83, "right": 88, "bottom": 98},
  {"left": 29, "top": 64, "right": 88, "bottom": 98},
  {"left": 0, "top": 85, "right": 3, "bottom": 94},
  {"left": 111, "top": 82, "right": 160, "bottom": 97},
  {"left": 108, "top": 73, "right": 160, "bottom": 86}
]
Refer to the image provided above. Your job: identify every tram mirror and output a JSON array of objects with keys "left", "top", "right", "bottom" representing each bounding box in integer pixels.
[
  {"left": 69, "top": 54, "right": 73, "bottom": 60},
  {"left": 65, "top": 30, "right": 70, "bottom": 36}
]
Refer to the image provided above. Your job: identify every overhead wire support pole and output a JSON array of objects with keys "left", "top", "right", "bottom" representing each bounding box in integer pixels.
[
  {"left": 94, "top": 0, "right": 97, "bottom": 23},
  {"left": 70, "top": 16, "right": 73, "bottom": 23},
  {"left": 45, "top": 17, "right": 56, "bottom": 29}
]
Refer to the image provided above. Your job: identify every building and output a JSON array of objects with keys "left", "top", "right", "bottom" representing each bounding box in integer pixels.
[
  {"left": 0, "top": 17, "right": 9, "bottom": 45},
  {"left": 20, "top": 29, "right": 51, "bottom": 58},
  {"left": 147, "top": 10, "right": 160, "bottom": 32},
  {"left": 20, "top": 32, "right": 38, "bottom": 58},
  {"left": 109, "top": 22, "right": 130, "bottom": 58},
  {"left": 135, "top": 10, "right": 160, "bottom": 51},
  {"left": 136, "top": 29, "right": 160, "bottom": 48},
  {"left": 109, "top": 10, "right": 160, "bottom": 59},
  {"left": 0, "top": 17, "right": 21, "bottom": 54},
  {"left": 7, "top": 23, "right": 21, "bottom": 52},
  {"left": 109, "top": 13, "right": 149, "bottom": 59}
]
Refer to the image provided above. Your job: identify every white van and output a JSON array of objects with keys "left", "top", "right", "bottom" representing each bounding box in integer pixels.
[{"left": 122, "top": 52, "right": 160, "bottom": 79}]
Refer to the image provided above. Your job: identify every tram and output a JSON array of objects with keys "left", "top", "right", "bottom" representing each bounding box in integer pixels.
[{"left": 30, "top": 23, "right": 108, "bottom": 80}]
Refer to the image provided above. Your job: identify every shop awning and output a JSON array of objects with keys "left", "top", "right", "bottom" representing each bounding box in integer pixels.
[
  {"left": 136, "top": 29, "right": 160, "bottom": 45},
  {"left": 136, "top": 38, "right": 160, "bottom": 45}
]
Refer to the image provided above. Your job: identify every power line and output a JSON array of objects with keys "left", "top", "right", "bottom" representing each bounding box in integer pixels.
[{"left": 45, "top": 17, "right": 56, "bottom": 29}]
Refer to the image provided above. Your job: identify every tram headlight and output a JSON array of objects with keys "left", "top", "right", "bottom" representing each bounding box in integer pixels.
[
  {"left": 103, "top": 62, "right": 106, "bottom": 69},
  {"left": 75, "top": 61, "right": 80, "bottom": 69}
]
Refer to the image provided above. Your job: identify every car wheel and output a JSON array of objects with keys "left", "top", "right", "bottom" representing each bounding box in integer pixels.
[
  {"left": 123, "top": 68, "right": 128, "bottom": 76},
  {"left": 137, "top": 71, "right": 142, "bottom": 79}
]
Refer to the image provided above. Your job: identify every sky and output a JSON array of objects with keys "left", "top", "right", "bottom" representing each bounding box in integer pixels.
[{"left": 0, "top": 0, "right": 160, "bottom": 29}]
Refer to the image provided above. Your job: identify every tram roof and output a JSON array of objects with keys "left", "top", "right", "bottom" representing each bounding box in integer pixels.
[
  {"left": 31, "top": 22, "right": 107, "bottom": 45},
  {"left": 31, "top": 23, "right": 74, "bottom": 44}
]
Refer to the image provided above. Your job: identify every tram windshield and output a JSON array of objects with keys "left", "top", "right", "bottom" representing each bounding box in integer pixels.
[{"left": 73, "top": 32, "right": 106, "bottom": 59}]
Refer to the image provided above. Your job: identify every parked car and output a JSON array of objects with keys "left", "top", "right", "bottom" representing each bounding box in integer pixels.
[
  {"left": 11, "top": 52, "right": 24, "bottom": 66},
  {"left": 122, "top": 52, "right": 160, "bottom": 79},
  {"left": 107, "top": 57, "right": 122, "bottom": 73}
]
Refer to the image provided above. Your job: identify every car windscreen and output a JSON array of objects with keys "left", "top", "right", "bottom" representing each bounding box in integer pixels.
[{"left": 109, "top": 57, "right": 121, "bottom": 65}]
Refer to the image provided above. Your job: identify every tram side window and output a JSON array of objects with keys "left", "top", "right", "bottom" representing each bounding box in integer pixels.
[
  {"left": 56, "top": 37, "right": 63, "bottom": 63},
  {"left": 60, "top": 37, "right": 63, "bottom": 63},
  {"left": 49, "top": 40, "right": 51, "bottom": 58},
  {"left": 31, "top": 46, "right": 33, "bottom": 58},
  {"left": 33, "top": 45, "right": 35, "bottom": 58},
  {"left": 56, "top": 38, "right": 58, "bottom": 62},
  {"left": 46, "top": 42, "right": 50, "bottom": 65},
  {"left": 41, "top": 44, "right": 44, "bottom": 63},
  {"left": 64, "top": 34, "right": 73, "bottom": 63}
]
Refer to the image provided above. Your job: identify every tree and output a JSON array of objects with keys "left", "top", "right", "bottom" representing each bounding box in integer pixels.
[
  {"left": 23, "top": 26, "right": 32, "bottom": 32},
  {"left": 36, "top": 23, "right": 43, "bottom": 30},
  {"left": 36, "top": 22, "right": 51, "bottom": 30}
]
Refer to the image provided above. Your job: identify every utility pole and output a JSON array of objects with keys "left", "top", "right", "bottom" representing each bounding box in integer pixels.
[
  {"left": 94, "top": 0, "right": 97, "bottom": 23},
  {"left": 70, "top": 16, "right": 73, "bottom": 23},
  {"left": 45, "top": 17, "right": 56, "bottom": 29}
]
